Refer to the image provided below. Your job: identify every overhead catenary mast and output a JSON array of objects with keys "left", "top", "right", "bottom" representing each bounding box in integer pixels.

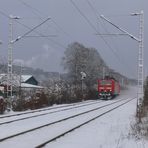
[
  {"left": 7, "top": 15, "right": 20, "bottom": 100},
  {"left": 100, "top": 11, "right": 144, "bottom": 121},
  {"left": 7, "top": 16, "right": 50, "bottom": 106}
]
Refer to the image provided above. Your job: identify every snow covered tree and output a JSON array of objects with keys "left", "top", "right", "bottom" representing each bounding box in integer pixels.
[
  {"left": 62, "top": 42, "right": 108, "bottom": 99},
  {"left": 62, "top": 42, "right": 88, "bottom": 84}
]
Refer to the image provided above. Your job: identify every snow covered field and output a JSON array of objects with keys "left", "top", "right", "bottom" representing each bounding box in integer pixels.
[{"left": 0, "top": 86, "right": 147, "bottom": 148}]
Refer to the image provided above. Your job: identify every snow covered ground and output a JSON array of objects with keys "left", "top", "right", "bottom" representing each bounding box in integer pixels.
[
  {"left": 47, "top": 86, "right": 148, "bottom": 148},
  {"left": 0, "top": 86, "right": 147, "bottom": 148}
]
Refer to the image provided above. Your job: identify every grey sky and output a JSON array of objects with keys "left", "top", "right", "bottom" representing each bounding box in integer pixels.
[{"left": 0, "top": 0, "right": 147, "bottom": 79}]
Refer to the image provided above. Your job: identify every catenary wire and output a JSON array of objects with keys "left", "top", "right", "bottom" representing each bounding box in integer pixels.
[
  {"left": 0, "top": 9, "right": 66, "bottom": 49},
  {"left": 85, "top": 0, "right": 137, "bottom": 78},
  {"left": 70, "top": 0, "right": 136, "bottom": 78},
  {"left": 17, "top": 0, "right": 73, "bottom": 39},
  {"left": 17, "top": 0, "right": 135, "bottom": 78}
]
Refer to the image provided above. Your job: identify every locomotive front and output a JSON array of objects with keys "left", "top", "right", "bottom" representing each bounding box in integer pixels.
[
  {"left": 98, "top": 78, "right": 120, "bottom": 100},
  {"left": 98, "top": 79, "right": 113, "bottom": 99}
]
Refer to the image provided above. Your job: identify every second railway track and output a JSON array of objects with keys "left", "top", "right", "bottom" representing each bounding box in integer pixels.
[{"left": 0, "top": 99, "right": 104, "bottom": 126}]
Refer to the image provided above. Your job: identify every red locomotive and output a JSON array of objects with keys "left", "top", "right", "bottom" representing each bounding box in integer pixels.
[{"left": 98, "top": 76, "right": 120, "bottom": 100}]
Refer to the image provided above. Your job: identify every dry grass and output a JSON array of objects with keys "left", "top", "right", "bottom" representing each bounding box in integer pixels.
[{"left": 129, "top": 109, "right": 148, "bottom": 140}]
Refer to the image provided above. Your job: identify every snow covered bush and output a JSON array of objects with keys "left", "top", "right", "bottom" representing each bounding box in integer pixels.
[
  {"left": 130, "top": 77, "right": 148, "bottom": 139},
  {"left": 143, "top": 76, "right": 148, "bottom": 116}
]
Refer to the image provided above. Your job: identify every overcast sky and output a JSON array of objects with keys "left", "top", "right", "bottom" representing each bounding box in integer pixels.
[{"left": 0, "top": 0, "right": 147, "bottom": 79}]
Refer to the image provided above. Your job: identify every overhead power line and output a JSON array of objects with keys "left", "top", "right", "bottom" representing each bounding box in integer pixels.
[
  {"left": 70, "top": 0, "right": 98, "bottom": 33},
  {"left": 0, "top": 10, "right": 9, "bottom": 18},
  {"left": 85, "top": 0, "right": 137, "bottom": 78},
  {"left": 11, "top": 17, "right": 51, "bottom": 43},
  {"left": 0, "top": 9, "right": 66, "bottom": 49},
  {"left": 15, "top": 19, "right": 66, "bottom": 49},
  {"left": 100, "top": 15, "right": 140, "bottom": 42},
  {"left": 17, "top": 0, "right": 73, "bottom": 39},
  {"left": 70, "top": 0, "right": 131, "bottom": 75},
  {"left": 18, "top": 0, "right": 43, "bottom": 18},
  {"left": 24, "top": 35, "right": 57, "bottom": 38}
]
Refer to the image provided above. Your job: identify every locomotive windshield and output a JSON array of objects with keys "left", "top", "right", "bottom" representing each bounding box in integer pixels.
[{"left": 100, "top": 80, "right": 112, "bottom": 85}]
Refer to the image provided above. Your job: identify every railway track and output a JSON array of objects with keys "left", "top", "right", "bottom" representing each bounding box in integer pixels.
[
  {"left": 36, "top": 97, "right": 136, "bottom": 148},
  {"left": 0, "top": 99, "right": 96, "bottom": 119},
  {"left": 0, "top": 99, "right": 104, "bottom": 126},
  {"left": 0, "top": 97, "right": 136, "bottom": 147}
]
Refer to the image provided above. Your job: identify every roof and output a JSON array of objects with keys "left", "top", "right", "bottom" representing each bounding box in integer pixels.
[
  {"left": 21, "top": 83, "right": 44, "bottom": 89},
  {"left": 0, "top": 74, "right": 36, "bottom": 83},
  {"left": 0, "top": 74, "right": 41, "bottom": 89},
  {"left": 21, "top": 75, "right": 33, "bottom": 82}
]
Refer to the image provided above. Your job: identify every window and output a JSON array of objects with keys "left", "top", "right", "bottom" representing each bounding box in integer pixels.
[{"left": 100, "top": 80, "right": 112, "bottom": 85}]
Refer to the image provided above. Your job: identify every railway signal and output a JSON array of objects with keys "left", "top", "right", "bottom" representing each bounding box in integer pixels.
[{"left": 80, "top": 72, "right": 86, "bottom": 99}]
